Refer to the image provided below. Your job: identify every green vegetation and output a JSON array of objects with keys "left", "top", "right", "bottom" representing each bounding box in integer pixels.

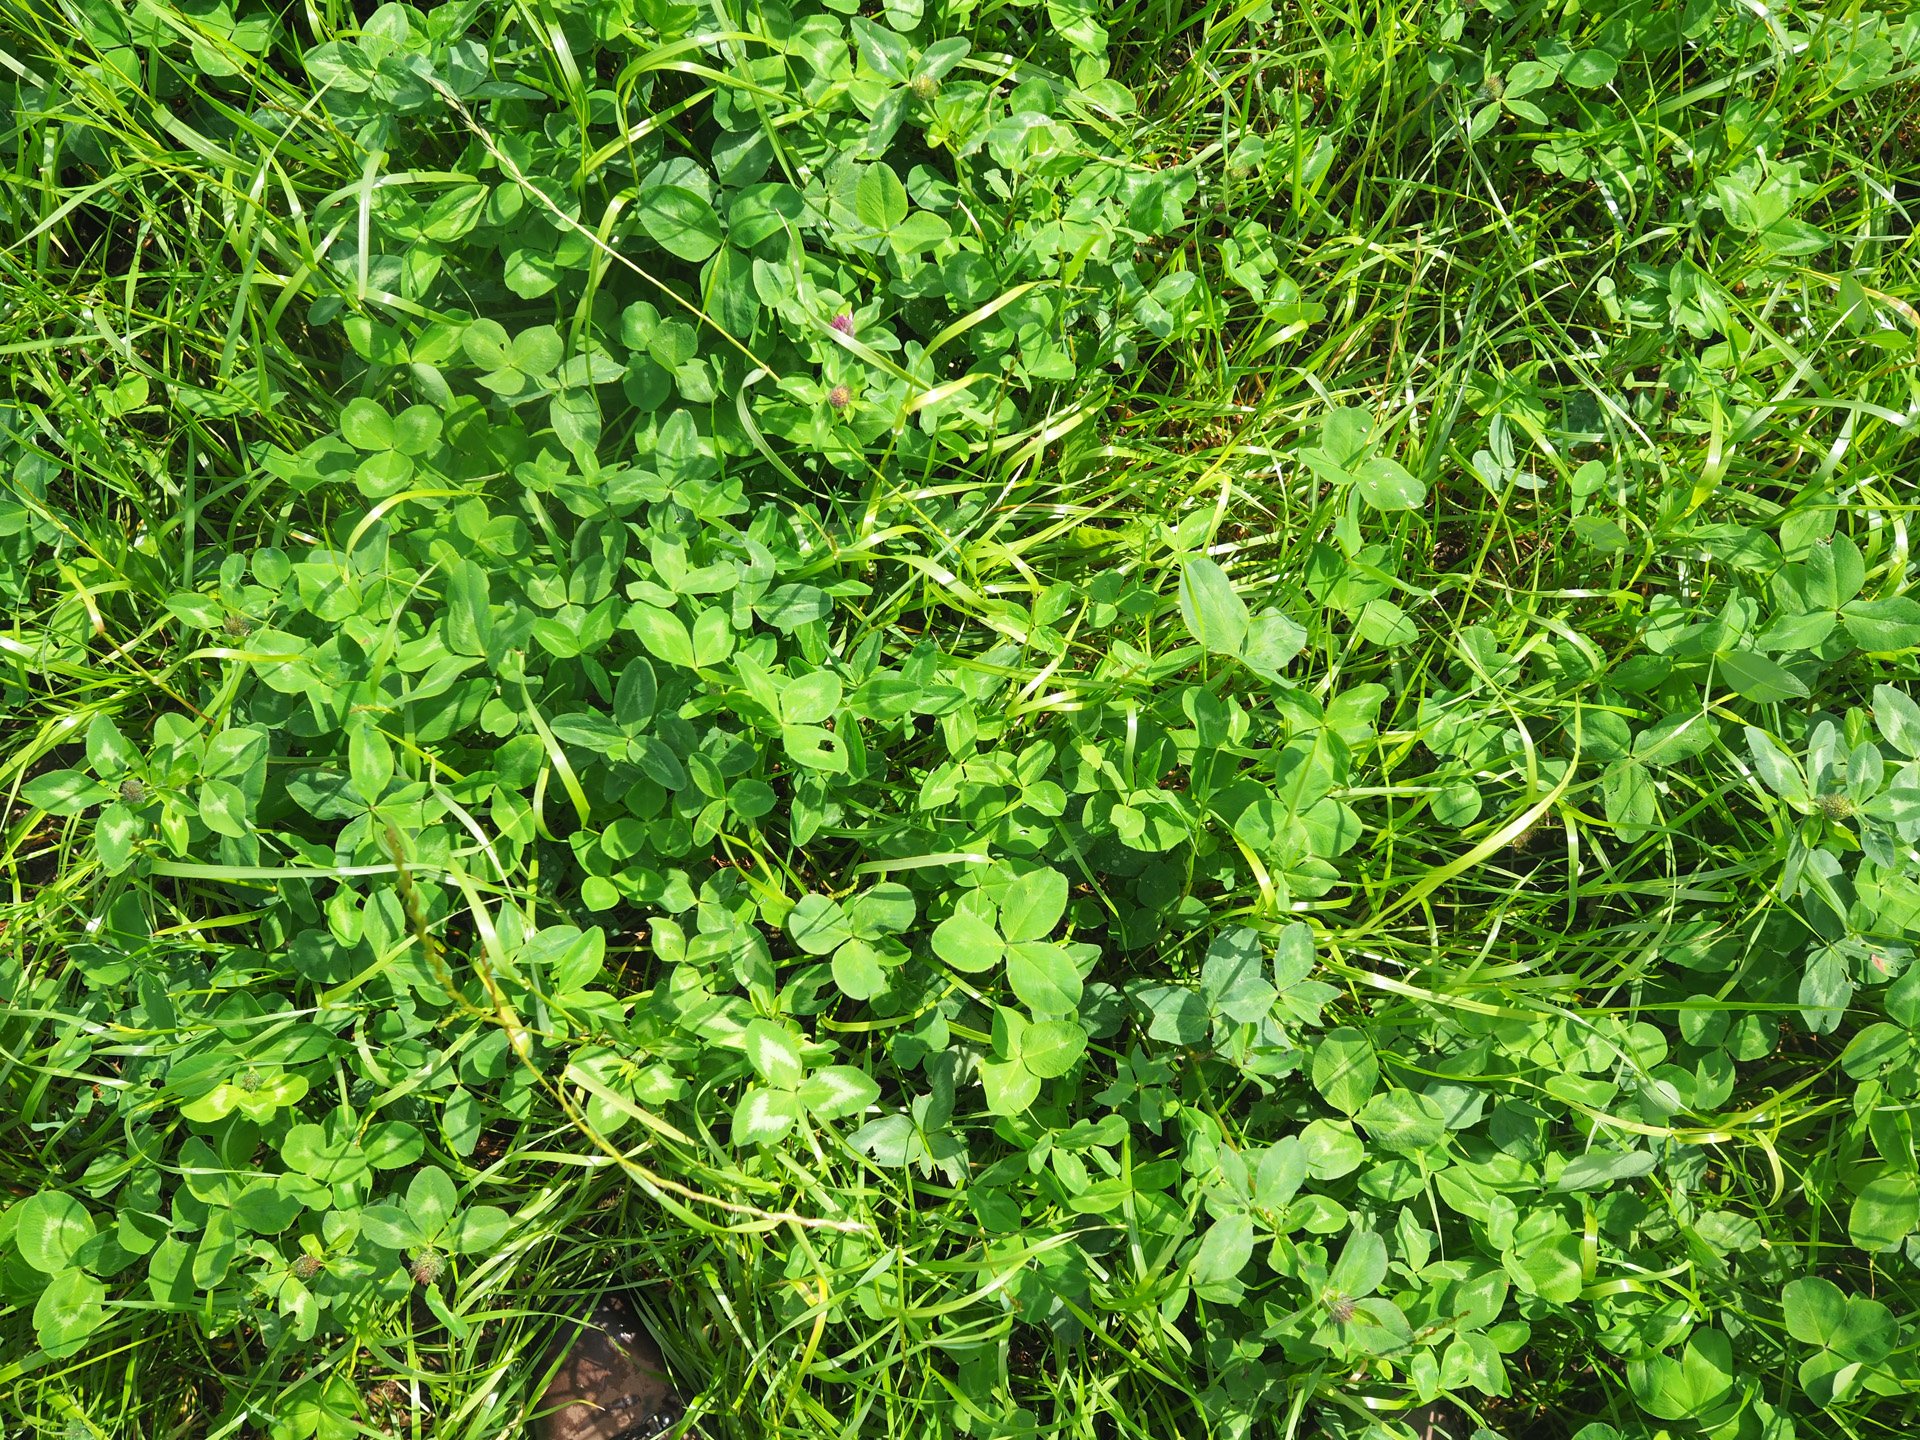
[{"left": 2, "top": 0, "right": 1919, "bottom": 1436}]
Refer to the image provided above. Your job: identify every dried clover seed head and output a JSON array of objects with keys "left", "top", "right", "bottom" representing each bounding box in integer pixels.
[
  {"left": 119, "top": 778, "right": 147, "bottom": 804},
  {"left": 292, "top": 1253, "right": 324, "bottom": 1281},
  {"left": 222, "top": 613, "right": 252, "bottom": 637},
  {"left": 828, "top": 384, "right": 852, "bottom": 411},
  {"left": 1324, "top": 1291, "right": 1358, "bottom": 1324},
  {"left": 1818, "top": 792, "right": 1856, "bottom": 821},
  {"left": 410, "top": 1250, "right": 446, "bottom": 1285}
]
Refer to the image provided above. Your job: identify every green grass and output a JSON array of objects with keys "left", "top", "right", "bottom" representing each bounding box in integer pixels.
[{"left": 3, "top": 1, "right": 1920, "bottom": 1438}]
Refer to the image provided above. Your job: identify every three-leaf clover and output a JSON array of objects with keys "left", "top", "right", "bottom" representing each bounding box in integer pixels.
[
  {"left": 978, "top": 1007, "right": 1087, "bottom": 1116},
  {"left": 180, "top": 1064, "right": 310, "bottom": 1123},
  {"left": 1297, "top": 406, "right": 1427, "bottom": 512},
  {"left": 1628, "top": 1327, "right": 1734, "bottom": 1421},
  {"left": 731, "top": 1019, "right": 880, "bottom": 1147},
  {"left": 460, "top": 320, "right": 565, "bottom": 403},
  {"left": 7, "top": 1191, "right": 111, "bottom": 1356},
  {"left": 338, "top": 397, "right": 442, "bottom": 497},
  {"left": 931, "top": 867, "right": 1090, "bottom": 1016},
  {"left": 786, "top": 883, "right": 917, "bottom": 1000},
  {"left": 852, "top": 161, "right": 950, "bottom": 259},
  {"left": 359, "top": 1164, "right": 512, "bottom": 1336},
  {"left": 1782, "top": 1276, "right": 1896, "bottom": 1406},
  {"left": 1177, "top": 557, "right": 1306, "bottom": 682}
]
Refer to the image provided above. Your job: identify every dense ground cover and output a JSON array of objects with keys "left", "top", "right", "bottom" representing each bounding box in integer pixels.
[{"left": 2, "top": 0, "right": 1919, "bottom": 1436}]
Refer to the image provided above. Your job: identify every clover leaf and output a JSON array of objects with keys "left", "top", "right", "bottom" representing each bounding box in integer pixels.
[{"left": 732, "top": 1018, "right": 880, "bottom": 1146}]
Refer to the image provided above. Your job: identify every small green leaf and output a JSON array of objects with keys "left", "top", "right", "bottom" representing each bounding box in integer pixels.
[
  {"left": 1848, "top": 1170, "right": 1920, "bottom": 1252},
  {"left": 86, "top": 713, "right": 140, "bottom": 775},
  {"left": 998, "top": 868, "right": 1068, "bottom": 943},
  {"left": 508, "top": 325, "right": 565, "bottom": 377},
  {"left": 691, "top": 606, "right": 732, "bottom": 667},
  {"left": 22, "top": 769, "right": 110, "bottom": 816},
  {"left": 1006, "top": 940, "right": 1082, "bottom": 1016},
  {"left": 406, "top": 1166, "right": 460, "bottom": 1239},
  {"left": 832, "top": 939, "right": 888, "bottom": 1000},
  {"left": 1744, "top": 727, "right": 1807, "bottom": 802},
  {"left": 629, "top": 604, "right": 696, "bottom": 668},
  {"left": 979, "top": 1058, "right": 1042, "bottom": 1116},
  {"left": 1241, "top": 612, "right": 1307, "bottom": 679},
  {"left": 232, "top": 1179, "right": 305, "bottom": 1234},
  {"left": 852, "top": 16, "right": 912, "bottom": 79},
  {"left": 364, "top": 1121, "right": 426, "bottom": 1170},
  {"left": 358, "top": 1203, "right": 416, "bottom": 1250},
  {"left": 1354, "top": 455, "right": 1425, "bottom": 510},
  {"left": 95, "top": 802, "right": 139, "bottom": 872},
  {"left": 33, "top": 1268, "right": 108, "bottom": 1355},
  {"left": 549, "top": 389, "right": 601, "bottom": 461},
  {"left": 15, "top": 1192, "right": 96, "bottom": 1273},
  {"left": 340, "top": 397, "right": 394, "bottom": 450},
  {"left": 1018, "top": 1019, "right": 1087, "bottom": 1078},
  {"left": 787, "top": 894, "right": 852, "bottom": 955},
  {"left": 1134, "top": 983, "right": 1209, "bottom": 1044},
  {"left": 1178, "top": 556, "right": 1249, "bottom": 657},
  {"left": 855, "top": 163, "right": 909, "bottom": 232},
  {"left": 641, "top": 185, "right": 724, "bottom": 261},
  {"left": 782, "top": 724, "right": 847, "bottom": 772},
  {"left": 198, "top": 779, "right": 251, "bottom": 837},
  {"left": 392, "top": 405, "right": 442, "bottom": 455},
  {"left": 889, "top": 210, "right": 950, "bottom": 254},
  {"left": 1873, "top": 684, "right": 1920, "bottom": 758},
  {"left": 1556, "top": 1147, "right": 1657, "bottom": 1190},
  {"left": 462, "top": 319, "right": 511, "bottom": 370},
  {"left": 1190, "top": 1212, "right": 1255, "bottom": 1295},
  {"left": 354, "top": 448, "right": 413, "bottom": 497},
  {"left": 1201, "top": 929, "right": 1276, "bottom": 1024},
  {"left": 1630, "top": 1329, "right": 1733, "bottom": 1420},
  {"left": 782, "top": 670, "right": 844, "bottom": 726},
  {"left": 451, "top": 1205, "right": 513, "bottom": 1254},
  {"left": 1783, "top": 1276, "right": 1848, "bottom": 1346},
  {"left": 732, "top": 1085, "right": 801, "bottom": 1145},
  {"left": 1563, "top": 49, "right": 1619, "bottom": 87},
  {"left": 347, "top": 720, "right": 393, "bottom": 805},
  {"left": 798, "top": 1065, "right": 880, "bottom": 1119},
  {"left": 744, "top": 1018, "right": 806, "bottom": 1088},
  {"left": 1355, "top": 1088, "right": 1448, "bottom": 1155},
  {"left": 446, "top": 558, "right": 494, "bottom": 657},
  {"left": 931, "top": 909, "right": 1003, "bottom": 972},
  {"left": 1634, "top": 712, "right": 1715, "bottom": 766},
  {"left": 1328, "top": 1228, "right": 1388, "bottom": 1298},
  {"left": 1719, "top": 649, "right": 1809, "bottom": 702},
  {"left": 1843, "top": 596, "right": 1920, "bottom": 651},
  {"left": 848, "top": 883, "right": 916, "bottom": 938},
  {"left": 1799, "top": 946, "right": 1854, "bottom": 1033},
  {"left": 1355, "top": 597, "right": 1417, "bottom": 646},
  {"left": 280, "top": 1122, "right": 372, "bottom": 1190},
  {"left": 1312, "top": 1028, "right": 1378, "bottom": 1115}
]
